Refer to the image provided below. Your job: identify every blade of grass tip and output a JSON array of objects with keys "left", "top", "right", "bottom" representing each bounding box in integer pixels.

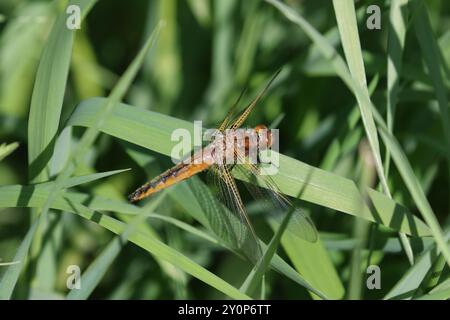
[
  {"left": 372, "top": 107, "right": 450, "bottom": 268},
  {"left": 60, "top": 169, "right": 130, "bottom": 189},
  {"left": 412, "top": 0, "right": 450, "bottom": 194},
  {"left": 0, "top": 142, "right": 19, "bottom": 162},
  {"left": 35, "top": 169, "right": 131, "bottom": 191},
  {"left": 66, "top": 194, "right": 165, "bottom": 300},
  {"left": 332, "top": 0, "right": 414, "bottom": 265},
  {"left": 240, "top": 208, "right": 294, "bottom": 297}
]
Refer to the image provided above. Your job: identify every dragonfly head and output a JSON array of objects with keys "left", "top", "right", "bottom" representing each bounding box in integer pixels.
[{"left": 254, "top": 124, "right": 272, "bottom": 149}]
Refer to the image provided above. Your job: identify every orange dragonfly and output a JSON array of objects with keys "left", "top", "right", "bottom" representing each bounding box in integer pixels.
[{"left": 128, "top": 70, "right": 318, "bottom": 262}]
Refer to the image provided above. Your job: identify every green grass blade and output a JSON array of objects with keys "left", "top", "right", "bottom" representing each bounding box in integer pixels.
[
  {"left": 27, "top": 0, "right": 97, "bottom": 183},
  {"left": 58, "top": 169, "right": 130, "bottom": 189},
  {"left": 385, "top": 0, "right": 408, "bottom": 174}
]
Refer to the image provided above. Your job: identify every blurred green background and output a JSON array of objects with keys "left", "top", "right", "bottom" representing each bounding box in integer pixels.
[{"left": 0, "top": 0, "right": 449, "bottom": 299}]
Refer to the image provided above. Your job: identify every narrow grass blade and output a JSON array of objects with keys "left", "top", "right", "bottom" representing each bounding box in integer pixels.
[
  {"left": 0, "top": 219, "right": 39, "bottom": 299},
  {"left": 27, "top": 0, "right": 98, "bottom": 183},
  {"left": 59, "top": 169, "right": 130, "bottom": 189},
  {"left": 385, "top": 0, "right": 408, "bottom": 175}
]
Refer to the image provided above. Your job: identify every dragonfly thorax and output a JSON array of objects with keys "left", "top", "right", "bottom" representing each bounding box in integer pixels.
[{"left": 197, "top": 126, "right": 272, "bottom": 166}]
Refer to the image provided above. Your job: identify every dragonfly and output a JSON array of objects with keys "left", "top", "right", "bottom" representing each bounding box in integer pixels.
[{"left": 128, "top": 70, "right": 318, "bottom": 263}]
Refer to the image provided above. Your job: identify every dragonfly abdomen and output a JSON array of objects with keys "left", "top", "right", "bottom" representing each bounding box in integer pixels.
[{"left": 128, "top": 162, "right": 210, "bottom": 202}]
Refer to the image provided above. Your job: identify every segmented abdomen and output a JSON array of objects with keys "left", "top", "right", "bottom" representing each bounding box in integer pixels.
[{"left": 128, "top": 161, "right": 210, "bottom": 202}]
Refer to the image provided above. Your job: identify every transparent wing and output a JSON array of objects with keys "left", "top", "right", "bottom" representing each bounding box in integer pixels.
[
  {"left": 234, "top": 151, "right": 318, "bottom": 243},
  {"left": 217, "top": 87, "right": 247, "bottom": 133},
  {"left": 229, "top": 69, "right": 281, "bottom": 130},
  {"left": 207, "top": 164, "right": 262, "bottom": 263}
]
